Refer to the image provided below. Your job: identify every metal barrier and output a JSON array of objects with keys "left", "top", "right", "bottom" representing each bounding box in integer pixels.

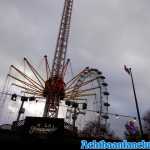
[{"left": 12, "top": 120, "right": 25, "bottom": 130}]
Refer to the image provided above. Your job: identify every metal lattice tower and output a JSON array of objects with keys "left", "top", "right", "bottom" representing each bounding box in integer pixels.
[
  {"left": 43, "top": 0, "right": 73, "bottom": 117},
  {"left": 52, "top": 0, "right": 73, "bottom": 78}
]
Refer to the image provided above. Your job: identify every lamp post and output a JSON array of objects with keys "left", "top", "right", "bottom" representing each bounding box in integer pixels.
[{"left": 124, "top": 65, "right": 144, "bottom": 139}]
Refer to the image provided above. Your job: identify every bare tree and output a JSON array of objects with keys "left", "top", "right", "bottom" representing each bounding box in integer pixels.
[
  {"left": 143, "top": 110, "right": 150, "bottom": 139},
  {"left": 81, "top": 119, "right": 114, "bottom": 138}
]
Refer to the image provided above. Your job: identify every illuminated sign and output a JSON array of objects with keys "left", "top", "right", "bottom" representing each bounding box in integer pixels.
[{"left": 23, "top": 117, "right": 64, "bottom": 139}]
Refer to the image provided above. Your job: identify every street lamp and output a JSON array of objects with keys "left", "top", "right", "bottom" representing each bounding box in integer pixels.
[{"left": 124, "top": 65, "right": 144, "bottom": 138}]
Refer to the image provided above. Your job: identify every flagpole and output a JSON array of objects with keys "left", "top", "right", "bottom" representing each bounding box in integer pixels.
[{"left": 129, "top": 68, "right": 144, "bottom": 139}]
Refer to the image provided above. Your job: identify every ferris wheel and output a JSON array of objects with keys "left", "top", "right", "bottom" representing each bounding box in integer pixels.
[{"left": 62, "top": 67, "right": 110, "bottom": 131}]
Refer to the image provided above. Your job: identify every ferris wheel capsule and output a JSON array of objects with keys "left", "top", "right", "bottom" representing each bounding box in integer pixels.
[
  {"left": 103, "top": 91, "right": 110, "bottom": 96},
  {"left": 100, "top": 76, "right": 106, "bottom": 80},
  {"left": 104, "top": 102, "right": 110, "bottom": 107},
  {"left": 102, "top": 82, "right": 108, "bottom": 87}
]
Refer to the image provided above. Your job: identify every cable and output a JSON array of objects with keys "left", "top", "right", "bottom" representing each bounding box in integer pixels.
[{"left": 69, "top": 59, "right": 74, "bottom": 78}]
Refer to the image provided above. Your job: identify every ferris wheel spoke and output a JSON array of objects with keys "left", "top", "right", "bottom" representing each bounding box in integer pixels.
[
  {"left": 24, "top": 57, "right": 45, "bottom": 88},
  {"left": 74, "top": 93, "right": 96, "bottom": 97},
  {"left": 10, "top": 65, "right": 41, "bottom": 88},
  {"left": 65, "top": 93, "right": 96, "bottom": 101},
  {"left": 65, "top": 69, "right": 99, "bottom": 92},
  {"left": 8, "top": 74, "right": 43, "bottom": 91},
  {"left": 61, "top": 58, "right": 70, "bottom": 78},
  {"left": 65, "top": 86, "right": 98, "bottom": 95},
  {"left": 78, "top": 86, "right": 100, "bottom": 94},
  {"left": 65, "top": 86, "right": 81, "bottom": 93},
  {"left": 65, "top": 67, "right": 89, "bottom": 89},
  {"left": 65, "top": 88, "right": 81, "bottom": 96},
  {"left": 65, "top": 88, "right": 76, "bottom": 94},
  {"left": 44, "top": 55, "right": 51, "bottom": 80},
  {"left": 76, "top": 76, "right": 101, "bottom": 89},
  {"left": 65, "top": 75, "right": 82, "bottom": 90},
  {"left": 12, "top": 83, "right": 42, "bottom": 94},
  {"left": 10, "top": 65, "right": 43, "bottom": 90}
]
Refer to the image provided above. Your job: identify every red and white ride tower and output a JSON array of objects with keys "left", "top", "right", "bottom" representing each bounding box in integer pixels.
[{"left": 43, "top": 0, "right": 73, "bottom": 117}]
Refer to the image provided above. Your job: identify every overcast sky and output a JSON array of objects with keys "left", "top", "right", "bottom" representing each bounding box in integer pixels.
[{"left": 0, "top": 0, "right": 150, "bottom": 138}]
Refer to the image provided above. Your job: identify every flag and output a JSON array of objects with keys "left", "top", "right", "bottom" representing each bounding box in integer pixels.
[{"left": 124, "top": 65, "right": 131, "bottom": 75}]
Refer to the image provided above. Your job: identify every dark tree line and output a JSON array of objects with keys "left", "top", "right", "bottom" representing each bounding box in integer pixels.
[{"left": 80, "top": 119, "right": 116, "bottom": 139}]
